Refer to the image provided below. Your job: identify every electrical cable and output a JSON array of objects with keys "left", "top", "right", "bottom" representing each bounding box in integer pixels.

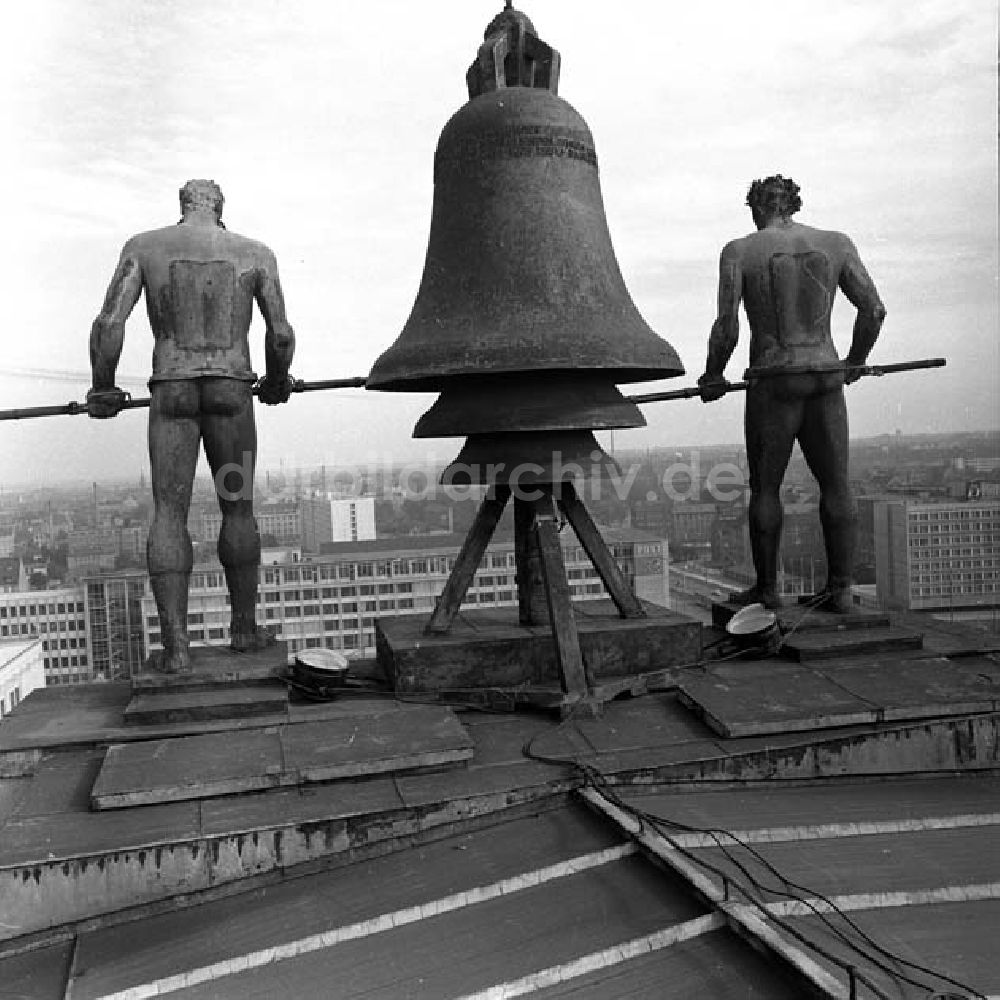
[
  {"left": 634, "top": 798, "right": 975, "bottom": 997},
  {"left": 521, "top": 711, "right": 985, "bottom": 999},
  {"left": 773, "top": 590, "right": 834, "bottom": 650},
  {"left": 524, "top": 729, "right": 893, "bottom": 999}
]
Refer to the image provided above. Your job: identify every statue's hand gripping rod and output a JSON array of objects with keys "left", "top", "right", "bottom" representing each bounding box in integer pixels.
[
  {"left": 0, "top": 376, "right": 369, "bottom": 422},
  {"left": 626, "top": 357, "right": 947, "bottom": 405}
]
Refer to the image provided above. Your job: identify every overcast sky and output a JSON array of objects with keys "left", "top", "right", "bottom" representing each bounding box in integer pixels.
[{"left": 1, "top": 0, "right": 996, "bottom": 486}]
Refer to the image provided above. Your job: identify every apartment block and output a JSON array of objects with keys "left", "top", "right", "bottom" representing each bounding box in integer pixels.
[
  {"left": 874, "top": 498, "right": 1000, "bottom": 611},
  {"left": 301, "top": 494, "right": 377, "bottom": 551}
]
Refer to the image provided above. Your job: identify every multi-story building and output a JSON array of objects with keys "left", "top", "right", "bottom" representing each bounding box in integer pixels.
[
  {"left": 0, "top": 636, "right": 44, "bottom": 719},
  {"left": 966, "top": 480, "right": 1000, "bottom": 500},
  {"left": 0, "top": 586, "right": 90, "bottom": 685},
  {"left": 630, "top": 498, "right": 669, "bottom": 536},
  {"left": 669, "top": 502, "right": 716, "bottom": 547},
  {"left": 66, "top": 533, "right": 117, "bottom": 577},
  {"left": 142, "top": 528, "right": 670, "bottom": 662},
  {"left": 301, "top": 494, "right": 377, "bottom": 552},
  {"left": 84, "top": 571, "right": 149, "bottom": 681},
  {"left": 874, "top": 498, "right": 1000, "bottom": 612},
  {"left": 196, "top": 500, "right": 302, "bottom": 547},
  {"left": 855, "top": 495, "right": 883, "bottom": 573}
]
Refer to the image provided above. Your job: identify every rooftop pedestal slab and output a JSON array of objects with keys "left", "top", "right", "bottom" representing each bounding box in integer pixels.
[
  {"left": 678, "top": 656, "right": 999, "bottom": 738},
  {"left": 710, "top": 599, "right": 924, "bottom": 662},
  {"left": 123, "top": 686, "right": 289, "bottom": 726},
  {"left": 781, "top": 626, "right": 924, "bottom": 662},
  {"left": 376, "top": 600, "right": 702, "bottom": 698},
  {"left": 90, "top": 705, "right": 474, "bottom": 810},
  {"left": 712, "top": 600, "right": 891, "bottom": 632},
  {"left": 132, "top": 642, "right": 289, "bottom": 693}
]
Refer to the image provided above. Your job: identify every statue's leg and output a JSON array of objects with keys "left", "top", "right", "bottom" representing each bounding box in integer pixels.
[
  {"left": 147, "top": 382, "right": 201, "bottom": 672},
  {"left": 200, "top": 379, "right": 267, "bottom": 651},
  {"left": 799, "top": 387, "right": 854, "bottom": 611},
  {"left": 741, "top": 382, "right": 802, "bottom": 608}
]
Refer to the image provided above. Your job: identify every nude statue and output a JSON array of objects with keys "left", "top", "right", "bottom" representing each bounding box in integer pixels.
[
  {"left": 88, "top": 179, "right": 295, "bottom": 671},
  {"left": 699, "top": 175, "right": 885, "bottom": 612}
]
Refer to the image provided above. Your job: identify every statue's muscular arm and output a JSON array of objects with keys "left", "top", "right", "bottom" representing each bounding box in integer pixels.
[
  {"left": 255, "top": 250, "right": 296, "bottom": 381},
  {"left": 838, "top": 236, "right": 886, "bottom": 380},
  {"left": 701, "top": 241, "right": 744, "bottom": 386},
  {"left": 90, "top": 243, "right": 143, "bottom": 389}
]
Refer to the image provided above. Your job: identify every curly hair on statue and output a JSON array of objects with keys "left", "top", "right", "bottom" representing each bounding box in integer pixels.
[{"left": 745, "top": 175, "right": 802, "bottom": 217}]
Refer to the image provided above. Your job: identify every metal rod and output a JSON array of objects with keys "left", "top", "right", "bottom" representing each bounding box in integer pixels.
[
  {"left": 0, "top": 375, "right": 369, "bottom": 422},
  {"left": 627, "top": 357, "right": 946, "bottom": 405},
  {"left": 628, "top": 382, "right": 749, "bottom": 405}
]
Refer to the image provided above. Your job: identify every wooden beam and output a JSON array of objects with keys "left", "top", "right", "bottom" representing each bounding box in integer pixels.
[
  {"left": 532, "top": 493, "right": 590, "bottom": 701},
  {"left": 578, "top": 787, "right": 848, "bottom": 999},
  {"left": 426, "top": 486, "right": 510, "bottom": 635},
  {"left": 558, "top": 482, "right": 645, "bottom": 619},
  {"left": 514, "top": 496, "right": 546, "bottom": 626}
]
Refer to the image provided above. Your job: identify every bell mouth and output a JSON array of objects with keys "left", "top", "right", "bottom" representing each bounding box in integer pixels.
[{"left": 413, "top": 374, "right": 646, "bottom": 438}]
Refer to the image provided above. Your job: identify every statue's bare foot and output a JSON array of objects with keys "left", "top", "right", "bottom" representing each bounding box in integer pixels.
[
  {"left": 729, "top": 585, "right": 782, "bottom": 610},
  {"left": 156, "top": 647, "right": 193, "bottom": 674},
  {"left": 231, "top": 625, "right": 277, "bottom": 653}
]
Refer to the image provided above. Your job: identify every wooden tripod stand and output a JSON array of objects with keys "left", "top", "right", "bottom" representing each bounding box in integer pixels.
[{"left": 425, "top": 480, "right": 647, "bottom": 709}]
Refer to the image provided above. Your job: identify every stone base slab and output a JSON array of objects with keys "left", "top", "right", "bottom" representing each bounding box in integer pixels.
[{"left": 376, "top": 600, "right": 702, "bottom": 695}]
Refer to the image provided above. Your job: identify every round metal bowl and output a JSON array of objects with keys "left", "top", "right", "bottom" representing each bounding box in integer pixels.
[
  {"left": 725, "top": 603, "right": 780, "bottom": 650},
  {"left": 292, "top": 648, "right": 350, "bottom": 689}
]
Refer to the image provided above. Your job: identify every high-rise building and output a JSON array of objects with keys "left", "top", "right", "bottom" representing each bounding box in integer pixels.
[
  {"left": 874, "top": 498, "right": 1000, "bottom": 612},
  {"left": 300, "top": 494, "right": 377, "bottom": 551}
]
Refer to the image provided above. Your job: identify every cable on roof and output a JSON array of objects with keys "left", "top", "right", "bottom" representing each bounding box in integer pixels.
[{"left": 522, "top": 708, "right": 987, "bottom": 999}]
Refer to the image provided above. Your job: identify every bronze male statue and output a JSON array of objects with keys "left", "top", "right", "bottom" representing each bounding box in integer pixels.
[
  {"left": 699, "top": 175, "right": 885, "bottom": 612},
  {"left": 88, "top": 179, "right": 295, "bottom": 671}
]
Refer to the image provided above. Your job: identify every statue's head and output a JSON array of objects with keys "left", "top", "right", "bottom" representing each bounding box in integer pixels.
[
  {"left": 746, "top": 175, "right": 801, "bottom": 227},
  {"left": 179, "top": 179, "right": 225, "bottom": 222}
]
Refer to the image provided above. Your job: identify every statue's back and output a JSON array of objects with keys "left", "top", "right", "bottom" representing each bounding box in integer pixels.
[
  {"left": 740, "top": 223, "right": 847, "bottom": 372},
  {"left": 127, "top": 223, "right": 270, "bottom": 384}
]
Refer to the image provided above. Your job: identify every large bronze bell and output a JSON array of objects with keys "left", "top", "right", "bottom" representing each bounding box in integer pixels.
[
  {"left": 366, "top": 4, "right": 683, "bottom": 447},
  {"left": 372, "top": 8, "right": 698, "bottom": 713}
]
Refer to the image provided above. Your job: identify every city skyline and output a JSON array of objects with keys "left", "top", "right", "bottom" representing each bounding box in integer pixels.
[
  {"left": 2, "top": 428, "right": 999, "bottom": 498},
  {"left": 1, "top": 0, "right": 996, "bottom": 484}
]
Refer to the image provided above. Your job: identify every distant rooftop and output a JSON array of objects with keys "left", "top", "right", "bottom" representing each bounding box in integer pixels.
[
  {"left": 317, "top": 525, "right": 663, "bottom": 559},
  {"left": 0, "top": 636, "right": 42, "bottom": 667}
]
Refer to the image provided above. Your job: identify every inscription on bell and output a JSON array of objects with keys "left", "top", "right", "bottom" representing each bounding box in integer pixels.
[{"left": 435, "top": 124, "right": 597, "bottom": 181}]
